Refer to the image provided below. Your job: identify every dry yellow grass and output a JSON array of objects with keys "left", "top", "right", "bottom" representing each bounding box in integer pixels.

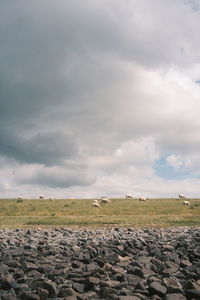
[{"left": 0, "top": 197, "right": 199, "bottom": 228}]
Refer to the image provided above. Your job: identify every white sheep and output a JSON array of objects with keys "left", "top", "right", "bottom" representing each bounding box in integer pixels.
[
  {"left": 49, "top": 197, "right": 54, "bottom": 202},
  {"left": 93, "top": 199, "right": 99, "bottom": 203},
  {"left": 126, "top": 194, "right": 133, "bottom": 199},
  {"left": 139, "top": 197, "right": 146, "bottom": 202},
  {"left": 179, "top": 194, "right": 186, "bottom": 199},
  {"left": 92, "top": 200, "right": 100, "bottom": 208},
  {"left": 101, "top": 197, "right": 110, "bottom": 204},
  {"left": 183, "top": 200, "right": 190, "bottom": 206},
  {"left": 101, "top": 196, "right": 109, "bottom": 200}
]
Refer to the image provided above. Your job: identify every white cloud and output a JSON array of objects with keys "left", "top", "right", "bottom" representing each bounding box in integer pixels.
[{"left": 166, "top": 154, "right": 184, "bottom": 169}]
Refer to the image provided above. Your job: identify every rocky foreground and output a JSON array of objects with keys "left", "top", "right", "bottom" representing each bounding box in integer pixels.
[{"left": 0, "top": 227, "right": 200, "bottom": 300}]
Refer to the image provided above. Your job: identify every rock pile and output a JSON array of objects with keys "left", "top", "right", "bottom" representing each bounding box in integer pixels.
[{"left": 0, "top": 227, "right": 200, "bottom": 299}]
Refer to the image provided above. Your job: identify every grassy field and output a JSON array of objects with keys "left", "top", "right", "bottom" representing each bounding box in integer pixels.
[{"left": 0, "top": 198, "right": 200, "bottom": 228}]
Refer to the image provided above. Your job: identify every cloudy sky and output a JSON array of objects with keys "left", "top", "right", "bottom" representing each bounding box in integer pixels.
[{"left": 1, "top": 0, "right": 200, "bottom": 199}]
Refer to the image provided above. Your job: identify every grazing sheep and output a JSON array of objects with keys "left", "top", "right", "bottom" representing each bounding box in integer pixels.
[
  {"left": 126, "top": 194, "right": 133, "bottom": 199},
  {"left": 179, "top": 194, "right": 186, "bottom": 199},
  {"left": 93, "top": 199, "right": 99, "bottom": 203},
  {"left": 49, "top": 197, "right": 54, "bottom": 202},
  {"left": 183, "top": 200, "right": 190, "bottom": 206},
  {"left": 101, "top": 197, "right": 110, "bottom": 204},
  {"left": 92, "top": 200, "right": 100, "bottom": 208},
  {"left": 16, "top": 198, "right": 23, "bottom": 203},
  {"left": 139, "top": 197, "right": 146, "bottom": 202}
]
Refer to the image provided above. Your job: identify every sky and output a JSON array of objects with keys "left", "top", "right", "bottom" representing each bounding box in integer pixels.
[{"left": 1, "top": 0, "right": 200, "bottom": 199}]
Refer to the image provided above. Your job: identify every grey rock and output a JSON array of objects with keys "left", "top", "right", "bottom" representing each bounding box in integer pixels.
[
  {"left": 127, "top": 266, "right": 145, "bottom": 278},
  {"left": 58, "top": 287, "right": 77, "bottom": 297},
  {"left": 72, "top": 282, "right": 85, "bottom": 294},
  {"left": 163, "top": 277, "right": 183, "bottom": 293},
  {"left": 36, "top": 287, "right": 49, "bottom": 300},
  {"left": 149, "top": 281, "right": 167, "bottom": 296},
  {"left": 166, "top": 294, "right": 186, "bottom": 300},
  {"left": 5, "top": 259, "right": 20, "bottom": 268},
  {"left": 125, "top": 274, "right": 143, "bottom": 287},
  {"left": 63, "top": 296, "right": 77, "bottom": 300},
  {"left": 99, "top": 287, "right": 120, "bottom": 298},
  {"left": 162, "top": 245, "right": 174, "bottom": 252},
  {"left": 21, "top": 261, "right": 38, "bottom": 272},
  {"left": 180, "top": 259, "right": 192, "bottom": 268},
  {"left": 186, "top": 280, "right": 200, "bottom": 299},
  {"left": 118, "top": 297, "right": 141, "bottom": 300},
  {"left": 0, "top": 227, "right": 200, "bottom": 299},
  {"left": 0, "top": 275, "right": 17, "bottom": 290},
  {"left": 38, "top": 280, "right": 58, "bottom": 297},
  {"left": 1, "top": 296, "right": 17, "bottom": 300},
  {"left": 162, "top": 261, "right": 179, "bottom": 276},
  {"left": 20, "top": 292, "right": 40, "bottom": 300}
]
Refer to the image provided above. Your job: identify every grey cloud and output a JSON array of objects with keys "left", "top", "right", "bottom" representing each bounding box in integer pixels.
[
  {"left": 0, "top": 129, "right": 77, "bottom": 166},
  {"left": 15, "top": 165, "right": 96, "bottom": 188}
]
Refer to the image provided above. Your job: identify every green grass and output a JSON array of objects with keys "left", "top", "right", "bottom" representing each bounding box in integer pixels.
[{"left": 0, "top": 198, "right": 199, "bottom": 228}]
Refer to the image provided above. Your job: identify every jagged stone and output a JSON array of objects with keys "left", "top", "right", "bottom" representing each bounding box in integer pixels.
[
  {"left": 21, "top": 261, "right": 38, "bottom": 272},
  {"left": 1, "top": 296, "right": 17, "bottom": 300},
  {"left": 162, "top": 261, "right": 179, "bottom": 276},
  {"left": 0, "top": 227, "right": 200, "bottom": 299},
  {"left": 38, "top": 280, "right": 58, "bottom": 297},
  {"left": 165, "top": 294, "right": 186, "bottom": 300},
  {"left": 149, "top": 281, "right": 167, "bottom": 297},
  {"left": 0, "top": 275, "right": 17, "bottom": 290},
  {"left": 72, "top": 282, "right": 85, "bottom": 294},
  {"left": 126, "top": 266, "right": 145, "bottom": 278},
  {"left": 163, "top": 277, "right": 183, "bottom": 293},
  {"left": 99, "top": 286, "right": 120, "bottom": 298},
  {"left": 118, "top": 296, "right": 141, "bottom": 300},
  {"left": 62, "top": 296, "right": 77, "bottom": 300},
  {"left": 185, "top": 280, "right": 200, "bottom": 299},
  {"left": 180, "top": 259, "right": 192, "bottom": 268},
  {"left": 36, "top": 287, "right": 49, "bottom": 300},
  {"left": 20, "top": 292, "right": 40, "bottom": 300}
]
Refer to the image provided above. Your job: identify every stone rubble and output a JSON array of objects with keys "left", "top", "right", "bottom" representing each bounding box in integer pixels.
[{"left": 0, "top": 227, "right": 200, "bottom": 299}]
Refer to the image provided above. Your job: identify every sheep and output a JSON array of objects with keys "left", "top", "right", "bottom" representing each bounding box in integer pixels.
[
  {"left": 93, "top": 199, "right": 99, "bottom": 203},
  {"left": 139, "top": 197, "right": 146, "bottom": 202},
  {"left": 101, "top": 197, "right": 110, "bottom": 204},
  {"left": 49, "top": 197, "right": 54, "bottom": 202},
  {"left": 183, "top": 200, "right": 190, "bottom": 206},
  {"left": 179, "top": 194, "right": 186, "bottom": 199},
  {"left": 126, "top": 194, "right": 133, "bottom": 199},
  {"left": 101, "top": 196, "right": 109, "bottom": 200},
  {"left": 16, "top": 198, "right": 23, "bottom": 203},
  {"left": 92, "top": 200, "right": 100, "bottom": 208},
  {"left": 39, "top": 195, "right": 44, "bottom": 199}
]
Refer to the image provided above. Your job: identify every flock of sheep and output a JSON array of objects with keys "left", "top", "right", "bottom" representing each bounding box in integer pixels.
[
  {"left": 17, "top": 193, "right": 191, "bottom": 207},
  {"left": 92, "top": 193, "right": 191, "bottom": 208},
  {"left": 92, "top": 197, "right": 111, "bottom": 208},
  {"left": 178, "top": 194, "right": 191, "bottom": 206}
]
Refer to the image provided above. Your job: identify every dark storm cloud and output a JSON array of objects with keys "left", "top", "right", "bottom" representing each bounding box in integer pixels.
[{"left": 0, "top": 129, "right": 77, "bottom": 166}]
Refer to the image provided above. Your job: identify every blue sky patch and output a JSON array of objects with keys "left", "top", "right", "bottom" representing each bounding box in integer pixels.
[{"left": 154, "top": 157, "right": 191, "bottom": 180}]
